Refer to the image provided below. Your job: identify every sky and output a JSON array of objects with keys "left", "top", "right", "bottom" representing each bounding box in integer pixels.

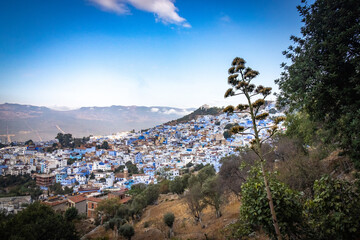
[{"left": 0, "top": 0, "right": 303, "bottom": 110}]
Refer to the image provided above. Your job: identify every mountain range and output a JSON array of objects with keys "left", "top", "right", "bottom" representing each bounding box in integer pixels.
[{"left": 0, "top": 103, "right": 195, "bottom": 142}]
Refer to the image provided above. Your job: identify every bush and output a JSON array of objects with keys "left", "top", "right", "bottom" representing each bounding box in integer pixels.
[
  {"left": 65, "top": 207, "right": 78, "bottom": 221},
  {"left": 143, "top": 221, "right": 150, "bottom": 228},
  {"left": 304, "top": 175, "right": 360, "bottom": 240},
  {"left": 169, "top": 177, "right": 185, "bottom": 194},
  {"left": 119, "top": 223, "right": 135, "bottom": 240},
  {"left": 239, "top": 167, "right": 304, "bottom": 239}
]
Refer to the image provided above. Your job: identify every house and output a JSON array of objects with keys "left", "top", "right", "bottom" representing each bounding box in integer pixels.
[
  {"left": 35, "top": 174, "right": 55, "bottom": 187},
  {"left": 87, "top": 197, "right": 103, "bottom": 219},
  {"left": 68, "top": 195, "right": 87, "bottom": 215}
]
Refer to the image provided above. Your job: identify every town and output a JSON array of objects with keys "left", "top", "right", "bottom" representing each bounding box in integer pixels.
[{"left": 0, "top": 103, "right": 284, "bottom": 219}]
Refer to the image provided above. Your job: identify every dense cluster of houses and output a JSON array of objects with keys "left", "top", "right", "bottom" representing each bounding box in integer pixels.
[{"left": 0, "top": 103, "right": 284, "bottom": 217}]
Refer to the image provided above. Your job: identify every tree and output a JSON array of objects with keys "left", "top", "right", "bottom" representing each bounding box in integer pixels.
[
  {"left": 224, "top": 57, "right": 286, "bottom": 239},
  {"left": 106, "top": 217, "right": 125, "bottom": 239},
  {"left": 25, "top": 139, "right": 34, "bottom": 146},
  {"left": 169, "top": 177, "right": 184, "bottom": 195},
  {"left": 56, "top": 133, "right": 73, "bottom": 148},
  {"left": 100, "top": 141, "right": 109, "bottom": 150},
  {"left": 90, "top": 172, "right": 95, "bottom": 180},
  {"left": 143, "top": 184, "right": 160, "bottom": 205},
  {"left": 96, "top": 198, "right": 122, "bottom": 220},
  {"left": 130, "top": 194, "right": 147, "bottom": 219},
  {"left": 184, "top": 182, "right": 206, "bottom": 224},
  {"left": 159, "top": 179, "right": 170, "bottom": 194},
  {"left": 276, "top": 0, "right": 360, "bottom": 167},
  {"left": 1, "top": 202, "right": 78, "bottom": 240},
  {"left": 202, "top": 176, "right": 222, "bottom": 218},
  {"left": 119, "top": 223, "right": 135, "bottom": 240},
  {"left": 163, "top": 212, "right": 175, "bottom": 238},
  {"left": 65, "top": 207, "right": 78, "bottom": 221},
  {"left": 30, "top": 186, "right": 43, "bottom": 200}
]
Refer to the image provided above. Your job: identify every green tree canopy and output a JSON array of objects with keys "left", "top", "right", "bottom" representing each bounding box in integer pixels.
[
  {"left": 1, "top": 202, "right": 78, "bottom": 240},
  {"left": 119, "top": 223, "right": 135, "bottom": 240},
  {"left": 276, "top": 0, "right": 360, "bottom": 166}
]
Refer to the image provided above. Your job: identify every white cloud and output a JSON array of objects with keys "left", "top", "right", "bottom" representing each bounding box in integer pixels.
[
  {"left": 150, "top": 107, "right": 159, "bottom": 112},
  {"left": 220, "top": 15, "right": 231, "bottom": 23},
  {"left": 162, "top": 108, "right": 192, "bottom": 115},
  {"left": 88, "top": 0, "right": 190, "bottom": 27}
]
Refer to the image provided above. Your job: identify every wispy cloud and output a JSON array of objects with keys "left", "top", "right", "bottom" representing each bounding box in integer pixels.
[
  {"left": 88, "top": 0, "right": 190, "bottom": 27},
  {"left": 220, "top": 14, "right": 231, "bottom": 23}
]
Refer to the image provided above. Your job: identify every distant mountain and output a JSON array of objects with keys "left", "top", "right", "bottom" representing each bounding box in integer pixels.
[
  {"left": 0, "top": 103, "right": 195, "bottom": 142},
  {"left": 166, "top": 105, "right": 223, "bottom": 125}
]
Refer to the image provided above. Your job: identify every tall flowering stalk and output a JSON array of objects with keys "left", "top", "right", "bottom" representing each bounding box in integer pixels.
[{"left": 224, "top": 57, "right": 285, "bottom": 240}]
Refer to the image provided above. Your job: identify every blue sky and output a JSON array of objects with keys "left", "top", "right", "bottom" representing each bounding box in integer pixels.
[{"left": 0, "top": 0, "right": 303, "bottom": 109}]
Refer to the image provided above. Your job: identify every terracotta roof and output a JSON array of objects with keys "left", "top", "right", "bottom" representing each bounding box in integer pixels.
[
  {"left": 87, "top": 197, "right": 103, "bottom": 203},
  {"left": 119, "top": 197, "right": 131, "bottom": 204},
  {"left": 42, "top": 200, "right": 67, "bottom": 206},
  {"left": 68, "top": 195, "right": 86, "bottom": 203}
]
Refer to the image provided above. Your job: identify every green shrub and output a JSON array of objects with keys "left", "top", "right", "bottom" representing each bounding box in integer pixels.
[
  {"left": 304, "top": 175, "right": 360, "bottom": 240},
  {"left": 143, "top": 221, "right": 150, "bottom": 228},
  {"left": 239, "top": 167, "right": 304, "bottom": 239}
]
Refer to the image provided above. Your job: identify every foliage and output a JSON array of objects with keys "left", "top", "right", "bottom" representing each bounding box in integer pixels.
[
  {"left": 284, "top": 112, "right": 319, "bottom": 146},
  {"left": 1, "top": 201, "right": 78, "bottom": 240},
  {"left": 169, "top": 177, "right": 185, "bottom": 194},
  {"left": 164, "top": 212, "right": 175, "bottom": 238},
  {"left": 125, "top": 161, "right": 139, "bottom": 175},
  {"left": 55, "top": 133, "right": 73, "bottom": 148},
  {"left": 276, "top": 0, "right": 360, "bottom": 167},
  {"left": 223, "top": 130, "right": 232, "bottom": 139},
  {"left": 130, "top": 194, "right": 147, "bottom": 218},
  {"left": 65, "top": 207, "right": 78, "bottom": 221},
  {"left": 181, "top": 173, "right": 190, "bottom": 189},
  {"left": 239, "top": 167, "right": 304, "bottom": 239},
  {"left": 50, "top": 182, "right": 73, "bottom": 195},
  {"left": 192, "top": 163, "right": 205, "bottom": 172},
  {"left": 25, "top": 139, "right": 34, "bottom": 145},
  {"left": 100, "top": 141, "right": 109, "bottom": 150},
  {"left": 184, "top": 182, "right": 207, "bottom": 224},
  {"left": 163, "top": 212, "right": 175, "bottom": 228},
  {"left": 119, "top": 223, "right": 135, "bottom": 240},
  {"left": 143, "top": 184, "right": 160, "bottom": 205},
  {"left": 218, "top": 153, "right": 256, "bottom": 198},
  {"left": 222, "top": 218, "right": 252, "bottom": 240},
  {"left": 304, "top": 175, "right": 360, "bottom": 239},
  {"left": 197, "top": 164, "right": 216, "bottom": 185},
  {"left": 224, "top": 56, "right": 286, "bottom": 239},
  {"left": 166, "top": 106, "right": 222, "bottom": 125},
  {"left": 159, "top": 179, "right": 170, "bottom": 194},
  {"left": 202, "top": 175, "right": 222, "bottom": 218},
  {"left": 274, "top": 136, "right": 329, "bottom": 197},
  {"left": 0, "top": 174, "right": 42, "bottom": 199},
  {"left": 96, "top": 198, "right": 122, "bottom": 220},
  {"left": 127, "top": 183, "right": 146, "bottom": 196}
]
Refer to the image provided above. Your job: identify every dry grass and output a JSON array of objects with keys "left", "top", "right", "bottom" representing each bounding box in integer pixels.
[
  {"left": 133, "top": 193, "right": 240, "bottom": 240},
  {"left": 83, "top": 193, "right": 242, "bottom": 240}
]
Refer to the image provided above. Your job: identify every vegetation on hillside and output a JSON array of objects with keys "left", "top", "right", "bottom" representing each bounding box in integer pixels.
[{"left": 166, "top": 106, "right": 222, "bottom": 125}]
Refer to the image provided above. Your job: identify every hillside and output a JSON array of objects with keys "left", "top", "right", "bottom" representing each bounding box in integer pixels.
[
  {"left": 166, "top": 105, "right": 223, "bottom": 125},
  {"left": 84, "top": 193, "right": 244, "bottom": 240},
  {"left": 0, "top": 103, "right": 194, "bottom": 142}
]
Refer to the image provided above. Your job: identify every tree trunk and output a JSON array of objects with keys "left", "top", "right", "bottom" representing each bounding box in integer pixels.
[
  {"left": 169, "top": 227, "right": 173, "bottom": 238},
  {"left": 260, "top": 161, "right": 282, "bottom": 240},
  {"left": 215, "top": 209, "right": 222, "bottom": 218}
]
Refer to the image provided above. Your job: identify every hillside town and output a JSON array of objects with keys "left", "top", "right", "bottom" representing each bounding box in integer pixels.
[{"left": 0, "top": 104, "right": 284, "bottom": 218}]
